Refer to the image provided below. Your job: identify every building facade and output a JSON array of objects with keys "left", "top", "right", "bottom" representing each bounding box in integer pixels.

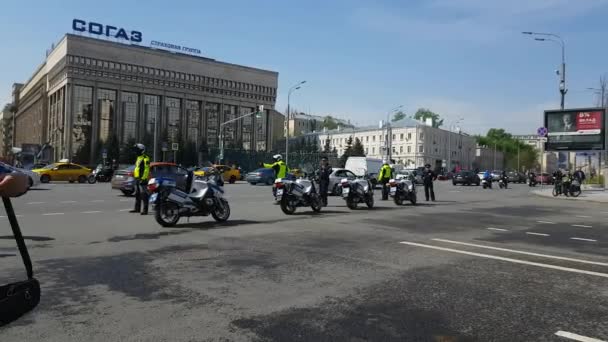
[
  {"left": 0, "top": 106, "right": 13, "bottom": 158},
  {"left": 315, "top": 119, "right": 476, "bottom": 169},
  {"left": 13, "top": 34, "right": 280, "bottom": 164}
]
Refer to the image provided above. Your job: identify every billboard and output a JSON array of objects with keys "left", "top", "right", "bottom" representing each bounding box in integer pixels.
[{"left": 544, "top": 108, "right": 605, "bottom": 151}]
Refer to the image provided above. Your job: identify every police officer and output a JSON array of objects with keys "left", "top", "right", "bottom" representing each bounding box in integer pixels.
[
  {"left": 318, "top": 157, "right": 332, "bottom": 206},
  {"left": 378, "top": 160, "right": 392, "bottom": 200},
  {"left": 130, "top": 143, "right": 151, "bottom": 215},
  {"left": 263, "top": 154, "right": 288, "bottom": 180},
  {"left": 422, "top": 164, "right": 436, "bottom": 201}
]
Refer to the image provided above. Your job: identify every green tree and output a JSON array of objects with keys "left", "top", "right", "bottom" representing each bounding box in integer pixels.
[
  {"left": 310, "top": 138, "right": 319, "bottom": 152},
  {"left": 322, "top": 116, "right": 339, "bottom": 130},
  {"left": 338, "top": 136, "right": 354, "bottom": 167},
  {"left": 351, "top": 138, "right": 365, "bottom": 157},
  {"left": 414, "top": 108, "right": 444, "bottom": 128},
  {"left": 475, "top": 129, "right": 539, "bottom": 172},
  {"left": 392, "top": 111, "right": 406, "bottom": 122},
  {"left": 323, "top": 138, "right": 331, "bottom": 153}
]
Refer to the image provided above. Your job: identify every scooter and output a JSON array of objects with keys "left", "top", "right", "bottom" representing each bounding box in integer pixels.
[
  {"left": 388, "top": 178, "right": 417, "bottom": 205},
  {"left": 482, "top": 178, "right": 492, "bottom": 189},
  {"left": 275, "top": 175, "right": 322, "bottom": 215},
  {"left": 340, "top": 177, "right": 374, "bottom": 210},
  {"left": 147, "top": 172, "right": 230, "bottom": 227},
  {"left": 498, "top": 178, "right": 508, "bottom": 189}
]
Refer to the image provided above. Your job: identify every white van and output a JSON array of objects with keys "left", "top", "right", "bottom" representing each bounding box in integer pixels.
[{"left": 345, "top": 157, "right": 383, "bottom": 186}]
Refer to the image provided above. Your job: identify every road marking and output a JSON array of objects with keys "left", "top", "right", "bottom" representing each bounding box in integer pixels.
[
  {"left": 432, "top": 239, "right": 608, "bottom": 266},
  {"left": 526, "top": 232, "right": 550, "bottom": 237},
  {"left": 60, "top": 200, "right": 77, "bottom": 204},
  {"left": 487, "top": 227, "right": 508, "bottom": 232},
  {"left": 572, "top": 224, "right": 593, "bottom": 228},
  {"left": 42, "top": 213, "right": 64, "bottom": 216},
  {"left": 81, "top": 211, "right": 102, "bottom": 214},
  {"left": 91, "top": 200, "right": 104, "bottom": 203},
  {"left": 555, "top": 330, "right": 606, "bottom": 342},
  {"left": 537, "top": 220, "right": 556, "bottom": 224},
  {"left": 575, "top": 215, "right": 591, "bottom": 218},
  {"left": 449, "top": 190, "right": 461, "bottom": 193},
  {"left": 571, "top": 237, "right": 597, "bottom": 242},
  {"left": 27, "top": 201, "right": 45, "bottom": 205},
  {"left": 118, "top": 209, "right": 132, "bottom": 212},
  {"left": 399, "top": 241, "right": 608, "bottom": 278}
]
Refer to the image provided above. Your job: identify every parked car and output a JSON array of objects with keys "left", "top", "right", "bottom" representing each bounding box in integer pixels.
[
  {"left": 328, "top": 168, "right": 358, "bottom": 195},
  {"left": 111, "top": 162, "right": 189, "bottom": 196},
  {"left": 507, "top": 171, "right": 526, "bottom": 184},
  {"left": 491, "top": 170, "right": 503, "bottom": 181},
  {"left": 536, "top": 173, "right": 554, "bottom": 185},
  {"left": 0, "top": 162, "right": 41, "bottom": 189},
  {"left": 246, "top": 168, "right": 276, "bottom": 185},
  {"left": 453, "top": 171, "right": 481, "bottom": 186},
  {"left": 32, "top": 162, "right": 92, "bottom": 183}
]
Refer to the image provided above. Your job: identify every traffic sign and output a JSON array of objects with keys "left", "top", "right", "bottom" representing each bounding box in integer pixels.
[
  {"left": 171, "top": 143, "right": 179, "bottom": 151},
  {"left": 161, "top": 142, "right": 169, "bottom": 152},
  {"left": 537, "top": 127, "right": 548, "bottom": 137}
]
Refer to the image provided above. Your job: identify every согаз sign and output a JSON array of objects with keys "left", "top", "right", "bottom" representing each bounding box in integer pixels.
[{"left": 72, "top": 19, "right": 142, "bottom": 43}]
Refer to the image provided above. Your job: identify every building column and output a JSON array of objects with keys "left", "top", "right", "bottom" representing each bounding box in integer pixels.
[
  {"left": 90, "top": 86, "right": 99, "bottom": 162},
  {"left": 64, "top": 83, "right": 73, "bottom": 161}
]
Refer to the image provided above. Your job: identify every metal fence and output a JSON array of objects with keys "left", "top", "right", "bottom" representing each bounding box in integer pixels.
[{"left": 206, "top": 148, "right": 338, "bottom": 173}]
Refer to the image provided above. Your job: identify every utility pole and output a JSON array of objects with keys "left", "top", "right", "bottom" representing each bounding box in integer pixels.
[
  {"left": 517, "top": 144, "right": 520, "bottom": 172},
  {"left": 285, "top": 81, "right": 306, "bottom": 167},
  {"left": 493, "top": 143, "right": 497, "bottom": 170},
  {"left": 219, "top": 106, "right": 263, "bottom": 164}
]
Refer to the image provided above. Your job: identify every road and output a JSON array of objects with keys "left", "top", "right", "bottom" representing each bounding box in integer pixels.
[{"left": 1, "top": 180, "right": 607, "bottom": 341}]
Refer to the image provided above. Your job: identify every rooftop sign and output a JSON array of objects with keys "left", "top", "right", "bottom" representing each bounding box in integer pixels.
[{"left": 72, "top": 19, "right": 142, "bottom": 43}]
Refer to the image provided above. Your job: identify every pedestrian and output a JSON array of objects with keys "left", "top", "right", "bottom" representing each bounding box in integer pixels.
[
  {"left": 422, "top": 163, "right": 436, "bottom": 201},
  {"left": 130, "top": 143, "right": 151, "bottom": 215},
  {"left": 378, "top": 160, "right": 393, "bottom": 200},
  {"left": 574, "top": 167, "right": 586, "bottom": 183},
  {"left": 318, "top": 157, "right": 332, "bottom": 206}
]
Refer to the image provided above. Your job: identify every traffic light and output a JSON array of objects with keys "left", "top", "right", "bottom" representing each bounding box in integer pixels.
[{"left": 255, "top": 105, "right": 264, "bottom": 118}]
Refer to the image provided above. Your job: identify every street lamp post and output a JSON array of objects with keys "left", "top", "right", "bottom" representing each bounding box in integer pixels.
[
  {"left": 219, "top": 107, "right": 263, "bottom": 164},
  {"left": 384, "top": 105, "right": 403, "bottom": 162},
  {"left": 522, "top": 31, "right": 567, "bottom": 110},
  {"left": 587, "top": 87, "right": 606, "bottom": 108},
  {"left": 285, "top": 81, "right": 306, "bottom": 167},
  {"left": 446, "top": 118, "right": 464, "bottom": 172}
]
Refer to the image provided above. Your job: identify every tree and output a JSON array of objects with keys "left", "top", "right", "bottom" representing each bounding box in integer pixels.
[
  {"left": 351, "top": 138, "right": 365, "bottom": 157},
  {"left": 414, "top": 108, "right": 443, "bottom": 128},
  {"left": 323, "top": 138, "right": 331, "bottom": 153},
  {"left": 338, "top": 136, "right": 354, "bottom": 167},
  {"left": 476, "top": 129, "right": 539, "bottom": 172},
  {"left": 310, "top": 138, "right": 319, "bottom": 152},
  {"left": 322, "top": 116, "right": 339, "bottom": 130},
  {"left": 392, "top": 111, "right": 406, "bottom": 122}
]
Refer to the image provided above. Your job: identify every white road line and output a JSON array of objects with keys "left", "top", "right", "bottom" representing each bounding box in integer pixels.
[
  {"left": 60, "top": 200, "right": 77, "bottom": 204},
  {"left": 399, "top": 241, "right": 608, "bottom": 278},
  {"left": 27, "top": 202, "right": 45, "bottom": 205},
  {"left": 571, "top": 237, "right": 597, "bottom": 242},
  {"left": 572, "top": 224, "right": 593, "bottom": 228},
  {"left": 118, "top": 209, "right": 132, "bottom": 212},
  {"left": 537, "top": 220, "right": 556, "bottom": 224},
  {"left": 526, "top": 232, "right": 550, "bottom": 237},
  {"left": 432, "top": 239, "right": 608, "bottom": 266},
  {"left": 555, "top": 330, "right": 606, "bottom": 342},
  {"left": 81, "top": 211, "right": 102, "bottom": 214},
  {"left": 487, "top": 227, "right": 508, "bottom": 232},
  {"left": 91, "top": 200, "right": 104, "bottom": 203},
  {"left": 42, "top": 213, "right": 64, "bottom": 216},
  {"left": 575, "top": 215, "right": 591, "bottom": 218}
]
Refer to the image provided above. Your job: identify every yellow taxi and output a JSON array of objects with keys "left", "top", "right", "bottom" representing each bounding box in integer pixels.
[
  {"left": 193, "top": 165, "right": 241, "bottom": 184},
  {"left": 32, "top": 162, "right": 92, "bottom": 183},
  {"left": 290, "top": 168, "right": 304, "bottom": 178}
]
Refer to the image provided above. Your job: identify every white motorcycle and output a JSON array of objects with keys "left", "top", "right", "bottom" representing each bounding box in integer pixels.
[
  {"left": 340, "top": 177, "right": 374, "bottom": 210},
  {"left": 275, "top": 176, "right": 322, "bottom": 215},
  {"left": 147, "top": 172, "right": 230, "bottom": 227},
  {"left": 388, "top": 178, "right": 417, "bottom": 205}
]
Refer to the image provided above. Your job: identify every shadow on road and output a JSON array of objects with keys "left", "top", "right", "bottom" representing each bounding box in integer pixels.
[
  {"left": 28, "top": 188, "right": 51, "bottom": 191},
  {"left": 0, "top": 235, "right": 55, "bottom": 242},
  {"left": 174, "top": 219, "right": 261, "bottom": 230},
  {"left": 0, "top": 253, "right": 16, "bottom": 258}
]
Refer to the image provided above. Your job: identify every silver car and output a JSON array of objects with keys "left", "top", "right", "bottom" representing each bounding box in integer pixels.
[{"left": 328, "top": 168, "right": 358, "bottom": 195}]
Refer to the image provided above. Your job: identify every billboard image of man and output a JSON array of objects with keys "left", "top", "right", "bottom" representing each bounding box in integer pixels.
[{"left": 549, "top": 113, "right": 576, "bottom": 133}]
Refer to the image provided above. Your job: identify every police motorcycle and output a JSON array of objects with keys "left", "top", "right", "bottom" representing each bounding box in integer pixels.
[
  {"left": 273, "top": 173, "right": 296, "bottom": 203},
  {"left": 498, "top": 177, "right": 508, "bottom": 189},
  {"left": 87, "top": 164, "right": 114, "bottom": 183},
  {"left": 147, "top": 168, "right": 230, "bottom": 227},
  {"left": 528, "top": 173, "right": 537, "bottom": 187},
  {"left": 388, "top": 174, "right": 417, "bottom": 206},
  {"left": 274, "top": 164, "right": 323, "bottom": 215},
  {"left": 340, "top": 174, "right": 374, "bottom": 210}
]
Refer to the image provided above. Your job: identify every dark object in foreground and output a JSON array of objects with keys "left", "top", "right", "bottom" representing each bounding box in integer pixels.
[{"left": 0, "top": 197, "right": 40, "bottom": 327}]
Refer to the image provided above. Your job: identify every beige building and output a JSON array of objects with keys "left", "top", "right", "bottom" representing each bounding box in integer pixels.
[
  {"left": 13, "top": 33, "right": 280, "bottom": 164},
  {"left": 0, "top": 105, "right": 14, "bottom": 158}
]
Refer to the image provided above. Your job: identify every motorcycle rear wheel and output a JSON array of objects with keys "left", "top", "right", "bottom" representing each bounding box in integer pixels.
[
  {"left": 410, "top": 193, "right": 417, "bottom": 205},
  {"left": 346, "top": 196, "right": 358, "bottom": 210},
  {"left": 394, "top": 196, "right": 404, "bottom": 206},
  {"left": 365, "top": 194, "right": 374, "bottom": 208},
  {"left": 155, "top": 201, "right": 180, "bottom": 227},
  {"left": 310, "top": 195, "right": 322, "bottom": 213},
  {"left": 552, "top": 187, "right": 559, "bottom": 197},
  {"left": 211, "top": 198, "right": 231, "bottom": 222},
  {"left": 280, "top": 195, "right": 297, "bottom": 215},
  {"left": 570, "top": 187, "right": 582, "bottom": 198}
]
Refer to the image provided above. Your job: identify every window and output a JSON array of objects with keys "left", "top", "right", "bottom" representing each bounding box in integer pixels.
[
  {"left": 186, "top": 100, "right": 201, "bottom": 143},
  {"left": 205, "top": 102, "right": 220, "bottom": 147},
  {"left": 372, "top": 136, "right": 376, "bottom": 142},
  {"left": 400, "top": 133, "right": 404, "bottom": 140},
  {"left": 372, "top": 147, "right": 375, "bottom": 154},
  {"left": 122, "top": 92, "right": 138, "bottom": 142},
  {"left": 97, "top": 89, "right": 116, "bottom": 143},
  {"left": 138, "top": 66, "right": 143, "bottom": 73},
  {"left": 166, "top": 97, "right": 181, "bottom": 147},
  {"left": 393, "top": 134, "right": 396, "bottom": 141},
  {"left": 223, "top": 105, "right": 238, "bottom": 148},
  {"left": 241, "top": 107, "right": 254, "bottom": 150},
  {"left": 419, "top": 145, "right": 423, "bottom": 153},
  {"left": 72, "top": 86, "right": 93, "bottom": 164},
  {"left": 365, "top": 148, "right": 368, "bottom": 154},
  {"left": 407, "top": 132, "right": 412, "bottom": 140},
  {"left": 407, "top": 146, "right": 411, "bottom": 153},
  {"left": 68, "top": 164, "right": 83, "bottom": 170},
  {"left": 420, "top": 133, "right": 424, "bottom": 140},
  {"left": 400, "top": 146, "right": 403, "bottom": 153},
  {"left": 144, "top": 95, "right": 160, "bottom": 137}
]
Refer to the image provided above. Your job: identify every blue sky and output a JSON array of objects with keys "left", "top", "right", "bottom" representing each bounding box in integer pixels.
[{"left": 1, "top": 0, "right": 607, "bottom": 135}]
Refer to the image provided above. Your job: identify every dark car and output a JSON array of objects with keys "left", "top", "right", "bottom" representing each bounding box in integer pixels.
[
  {"left": 111, "top": 162, "right": 188, "bottom": 196},
  {"left": 453, "top": 171, "right": 480, "bottom": 186},
  {"left": 246, "top": 168, "right": 276, "bottom": 185},
  {"left": 507, "top": 171, "right": 526, "bottom": 184}
]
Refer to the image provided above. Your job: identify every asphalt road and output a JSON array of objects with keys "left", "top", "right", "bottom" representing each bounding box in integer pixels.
[{"left": 1, "top": 180, "right": 607, "bottom": 342}]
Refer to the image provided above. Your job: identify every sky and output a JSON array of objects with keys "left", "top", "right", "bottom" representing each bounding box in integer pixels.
[{"left": 1, "top": 0, "right": 607, "bottom": 135}]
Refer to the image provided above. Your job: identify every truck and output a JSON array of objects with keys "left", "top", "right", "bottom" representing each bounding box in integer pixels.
[{"left": 344, "top": 157, "right": 383, "bottom": 187}]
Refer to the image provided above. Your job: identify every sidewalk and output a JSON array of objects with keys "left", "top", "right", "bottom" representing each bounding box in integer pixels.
[{"left": 533, "top": 188, "right": 608, "bottom": 203}]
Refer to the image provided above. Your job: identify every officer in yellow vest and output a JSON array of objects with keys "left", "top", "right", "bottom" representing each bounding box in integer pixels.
[
  {"left": 264, "top": 154, "right": 288, "bottom": 180},
  {"left": 130, "top": 143, "right": 151, "bottom": 215},
  {"left": 378, "top": 160, "right": 393, "bottom": 200}
]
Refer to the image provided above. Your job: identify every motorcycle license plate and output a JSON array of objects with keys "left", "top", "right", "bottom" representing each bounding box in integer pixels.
[
  {"left": 149, "top": 193, "right": 158, "bottom": 204},
  {"left": 390, "top": 186, "right": 396, "bottom": 194},
  {"left": 276, "top": 189, "right": 283, "bottom": 196},
  {"left": 342, "top": 187, "right": 350, "bottom": 196}
]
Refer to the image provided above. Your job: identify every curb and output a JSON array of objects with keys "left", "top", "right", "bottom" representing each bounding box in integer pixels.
[{"left": 532, "top": 189, "right": 608, "bottom": 203}]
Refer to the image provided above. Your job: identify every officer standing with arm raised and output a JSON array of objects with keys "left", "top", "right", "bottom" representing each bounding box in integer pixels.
[
  {"left": 130, "top": 143, "right": 151, "bottom": 215},
  {"left": 422, "top": 164, "right": 436, "bottom": 201},
  {"left": 378, "top": 160, "right": 393, "bottom": 200}
]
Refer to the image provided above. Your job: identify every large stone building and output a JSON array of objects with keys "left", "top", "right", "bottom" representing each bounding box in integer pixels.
[
  {"left": 12, "top": 32, "right": 281, "bottom": 164},
  {"left": 315, "top": 118, "right": 476, "bottom": 170},
  {"left": 0, "top": 105, "right": 13, "bottom": 158}
]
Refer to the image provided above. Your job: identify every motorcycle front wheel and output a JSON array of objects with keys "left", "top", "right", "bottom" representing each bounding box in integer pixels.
[
  {"left": 87, "top": 174, "right": 97, "bottom": 184},
  {"left": 346, "top": 196, "right": 358, "bottom": 210},
  {"left": 394, "top": 195, "right": 404, "bottom": 206},
  {"left": 410, "top": 192, "right": 417, "bottom": 205},
  {"left": 211, "top": 198, "right": 231, "bottom": 222},
  {"left": 155, "top": 201, "right": 180, "bottom": 227},
  {"left": 552, "top": 187, "right": 559, "bottom": 197},
  {"left": 280, "top": 195, "right": 297, "bottom": 215},
  {"left": 570, "top": 187, "right": 582, "bottom": 198},
  {"left": 310, "top": 195, "right": 322, "bottom": 213},
  {"left": 365, "top": 194, "right": 374, "bottom": 208}
]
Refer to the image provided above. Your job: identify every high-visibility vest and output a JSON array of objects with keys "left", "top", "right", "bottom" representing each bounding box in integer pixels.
[
  {"left": 134, "top": 154, "right": 150, "bottom": 180},
  {"left": 378, "top": 164, "right": 392, "bottom": 180}
]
